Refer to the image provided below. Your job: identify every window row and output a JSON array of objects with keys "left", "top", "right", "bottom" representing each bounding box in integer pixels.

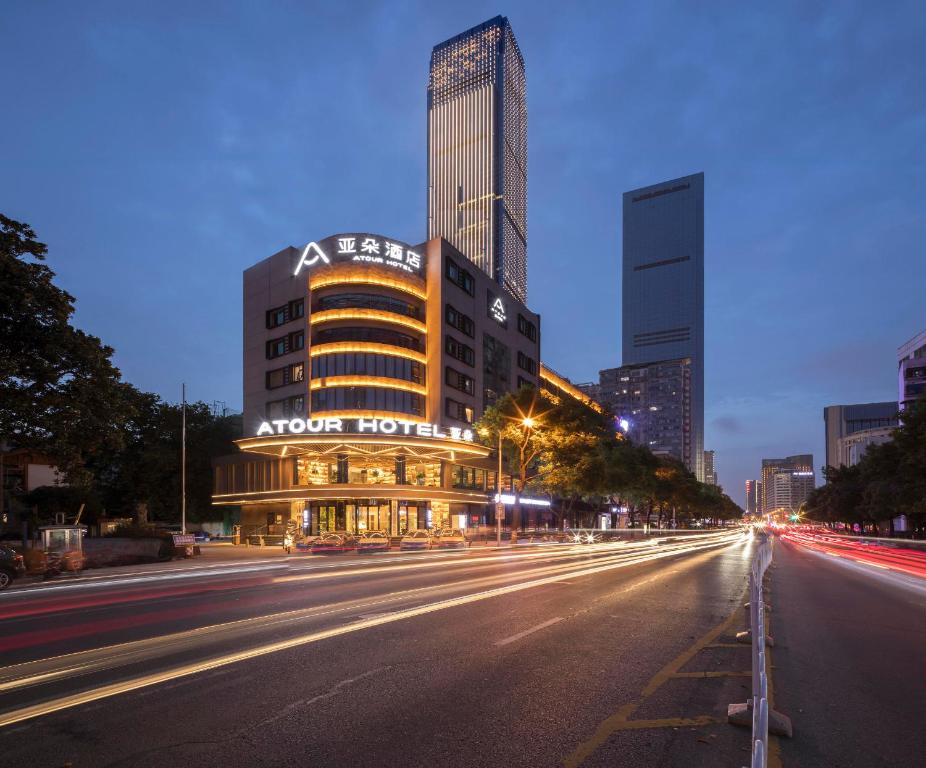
[
  {"left": 311, "top": 387, "right": 424, "bottom": 416},
  {"left": 314, "top": 326, "right": 422, "bottom": 351},
  {"left": 446, "top": 366, "right": 474, "bottom": 396},
  {"left": 266, "top": 330, "right": 305, "bottom": 359},
  {"left": 445, "top": 304, "right": 475, "bottom": 337},
  {"left": 517, "top": 351, "right": 537, "bottom": 375},
  {"left": 266, "top": 299, "right": 305, "bottom": 329},
  {"left": 295, "top": 455, "right": 442, "bottom": 488},
  {"left": 446, "top": 257, "right": 475, "bottom": 295},
  {"left": 317, "top": 292, "right": 422, "bottom": 320},
  {"left": 446, "top": 397, "right": 474, "bottom": 424},
  {"left": 517, "top": 313, "right": 537, "bottom": 342},
  {"left": 266, "top": 395, "right": 305, "bottom": 419},
  {"left": 311, "top": 353, "right": 424, "bottom": 384},
  {"left": 446, "top": 335, "right": 475, "bottom": 367},
  {"left": 266, "top": 362, "right": 305, "bottom": 390}
]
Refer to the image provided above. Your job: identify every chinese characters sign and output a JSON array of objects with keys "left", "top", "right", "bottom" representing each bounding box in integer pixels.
[{"left": 294, "top": 233, "right": 424, "bottom": 277}]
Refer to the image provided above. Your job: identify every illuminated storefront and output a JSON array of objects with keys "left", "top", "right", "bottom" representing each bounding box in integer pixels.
[{"left": 214, "top": 231, "right": 542, "bottom": 535}]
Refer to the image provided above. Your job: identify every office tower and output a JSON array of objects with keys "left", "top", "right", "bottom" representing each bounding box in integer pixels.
[
  {"left": 427, "top": 16, "right": 528, "bottom": 303},
  {"left": 622, "top": 173, "right": 704, "bottom": 479},
  {"left": 897, "top": 329, "right": 926, "bottom": 411},
  {"left": 761, "top": 455, "right": 814, "bottom": 514},
  {"left": 703, "top": 450, "right": 717, "bottom": 486},
  {"left": 591, "top": 359, "right": 692, "bottom": 466},
  {"left": 823, "top": 403, "right": 898, "bottom": 469},
  {"left": 745, "top": 480, "right": 761, "bottom": 516}
]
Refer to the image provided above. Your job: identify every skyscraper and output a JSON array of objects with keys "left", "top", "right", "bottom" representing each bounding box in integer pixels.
[
  {"left": 745, "top": 480, "right": 761, "bottom": 516},
  {"left": 703, "top": 450, "right": 717, "bottom": 486},
  {"left": 427, "top": 16, "right": 528, "bottom": 302},
  {"left": 622, "top": 173, "right": 705, "bottom": 480}
]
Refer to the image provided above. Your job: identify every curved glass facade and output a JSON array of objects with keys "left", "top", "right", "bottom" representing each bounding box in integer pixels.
[
  {"left": 311, "top": 352, "right": 424, "bottom": 384},
  {"left": 311, "top": 386, "right": 424, "bottom": 416},
  {"left": 316, "top": 292, "right": 422, "bottom": 320},
  {"left": 313, "top": 326, "right": 423, "bottom": 352}
]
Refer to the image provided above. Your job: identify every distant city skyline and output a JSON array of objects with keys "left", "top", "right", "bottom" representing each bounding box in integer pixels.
[{"left": 2, "top": 2, "right": 924, "bottom": 509}]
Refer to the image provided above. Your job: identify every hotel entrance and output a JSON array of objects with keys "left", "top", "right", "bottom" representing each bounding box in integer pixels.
[{"left": 348, "top": 501, "right": 391, "bottom": 533}]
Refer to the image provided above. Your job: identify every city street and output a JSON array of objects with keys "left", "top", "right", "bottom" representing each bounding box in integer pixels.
[{"left": 0, "top": 532, "right": 759, "bottom": 767}]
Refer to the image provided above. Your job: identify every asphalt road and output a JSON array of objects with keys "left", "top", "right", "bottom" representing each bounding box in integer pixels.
[
  {"left": 0, "top": 532, "right": 760, "bottom": 768},
  {"left": 772, "top": 534, "right": 926, "bottom": 768}
]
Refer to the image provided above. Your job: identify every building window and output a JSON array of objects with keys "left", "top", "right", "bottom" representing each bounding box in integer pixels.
[
  {"left": 517, "top": 313, "right": 537, "bottom": 342},
  {"left": 451, "top": 465, "right": 485, "bottom": 491},
  {"left": 517, "top": 351, "right": 537, "bottom": 375},
  {"left": 445, "top": 304, "right": 475, "bottom": 337},
  {"left": 483, "top": 333, "right": 510, "bottom": 405},
  {"left": 311, "top": 387, "right": 424, "bottom": 417},
  {"left": 317, "top": 292, "right": 421, "bottom": 320},
  {"left": 265, "top": 394, "right": 305, "bottom": 418},
  {"left": 266, "top": 299, "right": 305, "bottom": 329},
  {"left": 446, "top": 258, "right": 475, "bottom": 295},
  {"left": 266, "top": 331, "right": 304, "bottom": 360},
  {"left": 446, "top": 335, "right": 475, "bottom": 367},
  {"left": 517, "top": 375, "right": 533, "bottom": 390},
  {"left": 445, "top": 366, "right": 474, "bottom": 396},
  {"left": 265, "top": 362, "right": 305, "bottom": 390},
  {"left": 311, "top": 353, "right": 424, "bottom": 384},
  {"left": 446, "top": 398, "right": 474, "bottom": 424},
  {"left": 314, "top": 326, "right": 421, "bottom": 351}
]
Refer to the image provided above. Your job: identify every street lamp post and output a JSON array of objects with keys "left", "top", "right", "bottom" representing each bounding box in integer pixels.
[{"left": 495, "top": 430, "right": 502, "bottom": 548}]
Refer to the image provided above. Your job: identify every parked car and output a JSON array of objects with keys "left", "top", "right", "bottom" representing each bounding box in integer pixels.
[
  {"left": 310, "top": 532, "right": 357, "bottom": 554},
  {"left": 0, "top": 544, "right": 26, "bottom": 591},
  {"left": 400, "top": 530, "right": 432, "bottom": 551},
  {"left": 433, "top": 529, "right": 466, "bottom": 548},
  {"left": 356, "top": 530, "right": 390, "bottom": 553},
  {"left": 193, "top": 530, "right": 212, "bottom": 543}
]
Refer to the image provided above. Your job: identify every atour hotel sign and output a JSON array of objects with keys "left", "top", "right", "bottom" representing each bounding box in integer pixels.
[
  {"left": 293, "top": 233, "right": 424, "bottom": 277},
  {"left": 256, "top": 417, "right": 475, "bottom": 442}
]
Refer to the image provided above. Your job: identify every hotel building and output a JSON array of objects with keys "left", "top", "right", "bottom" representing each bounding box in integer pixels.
[
  {"left": 427, "top": 16, "right": 528, "bottom": 303},
  {"left": 213, "top": 232, "right": 541, "bottom": 536}
]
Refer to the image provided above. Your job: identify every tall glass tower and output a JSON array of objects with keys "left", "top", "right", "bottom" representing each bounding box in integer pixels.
[
  {"left": 622, "top": 172, "right": 704, "bottom": 480},
  {"left": 427, "top": 16, "right": 527, "bottom": 303}
]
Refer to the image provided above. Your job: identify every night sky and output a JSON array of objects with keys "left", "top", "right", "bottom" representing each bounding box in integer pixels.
[{"left": 4, "top": 1, "right": 925, "bottom": 507}]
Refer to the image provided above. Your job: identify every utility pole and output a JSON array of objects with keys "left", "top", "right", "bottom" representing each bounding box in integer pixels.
[{"left": 181, "top": 383, "right": 187, "bottom": 535}]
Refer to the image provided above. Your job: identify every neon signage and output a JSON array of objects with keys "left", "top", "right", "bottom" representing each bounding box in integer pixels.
[
  {"left": 489, "top": 296, "right": 507, "bottom": 324},
  {"left": 256, "top": 417, "right": 474, "bottom": 442},
  {"left": 293, "top": 233, "right": 423, "bottom": 277}
]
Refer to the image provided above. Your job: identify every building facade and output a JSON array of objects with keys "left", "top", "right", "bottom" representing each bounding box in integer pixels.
[
  {"left": 622, "top": 173, "right": 704, "bottom": 479},
  {"left": 823, "top": 402, "right": 898, "bottom": 469},
  {"left": 587, "top": 359, "right": 692, "bottom": 466},
  {"left": 760, "top": 455, "right": 814, "bottom": 514},
  {"left": 703, "top": 450, "right": 717, "bottom": 486},
  {"left": 220, "top": 232, "right": 542, "bottom": 536},
  {"left": 897, "top": 329, "right": 926, "bottom": 411},
  {"left": 744, "top": 479, "right": 761, "bottom": 516},
  {"left": 427, "top": 15, "right": 528, "bottom": 303}
]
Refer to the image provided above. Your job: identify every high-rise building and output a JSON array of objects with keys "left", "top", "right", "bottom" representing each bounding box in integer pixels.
[
  {"left": 745, "top": 480, "right": 761, "bottom": 516},
  {"left": 622, "top": 173, "right": 704, "bottom": 479},
  {"left": 587, "top": 359, "right": 692, "bottom": 466},
  {"left": 897, "top": 329, "right": 926, "bottom": 411},
  {"left": 427, "top": 16, "right": 528, "bottom": 302},
  {"left": 823, "top": 403, "right": 898, "bottom": 470},
  {"left": 760, "top": 455, "right": 814, "bottom": 514},
  {"left": 703, "top": 450, "right": 717, "bottom": 486}
]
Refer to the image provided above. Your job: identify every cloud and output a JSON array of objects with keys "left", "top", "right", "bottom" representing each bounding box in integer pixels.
[{"left": 713, "top": 415, "right": 743, "bottom": 434}]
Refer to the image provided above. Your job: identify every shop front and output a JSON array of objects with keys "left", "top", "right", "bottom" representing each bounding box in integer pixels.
[{"left": 212, "top": 423, "right": 494, "bottom": 538}]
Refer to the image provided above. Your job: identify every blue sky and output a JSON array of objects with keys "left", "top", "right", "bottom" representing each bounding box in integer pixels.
[{"left": 3, "top": 1, "right": 925, "bottom": 506}]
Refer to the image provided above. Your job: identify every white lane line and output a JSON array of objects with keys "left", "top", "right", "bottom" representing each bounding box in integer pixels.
[{"left": 494, "top": 617, "right": 564, "bottom": 647}]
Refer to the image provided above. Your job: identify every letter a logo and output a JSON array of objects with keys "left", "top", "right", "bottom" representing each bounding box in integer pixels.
[{"left": 293, "top": 241, "right": 330, "bottom": 275}]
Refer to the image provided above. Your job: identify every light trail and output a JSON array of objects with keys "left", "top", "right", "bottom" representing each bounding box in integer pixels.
[
  {"left": 0, "top": 532, "right": 743, "bottom": 727},
  {"left": 781, "top": 531, "right": 926, "bottom": 580}
]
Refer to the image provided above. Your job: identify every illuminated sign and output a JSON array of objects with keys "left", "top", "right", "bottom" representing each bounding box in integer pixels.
[
  {"left": 492, "top": 493, "right": 551, "bottom": 508},
  {"left": 487, "top": 291, "right": 507, "bottom": 326},
  {"left": 255, "top": 417, "right": 474, "bottom": 442},
  {"left": 293, "top": 233, "right": 423, "bottom": 277}
]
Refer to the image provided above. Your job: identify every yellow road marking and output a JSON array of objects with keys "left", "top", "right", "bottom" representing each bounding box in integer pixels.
[
  {"left": 611, "top": 716, "right": 723, "bottom": 730},
  {"left": 563, "top": 592, "right": 745, "bottom": 768},
  {"left": 671, "top": 671, "right": 750, "bottom": 679}
]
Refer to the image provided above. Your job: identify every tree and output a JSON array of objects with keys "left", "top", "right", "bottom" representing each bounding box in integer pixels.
[{"left": 0, "top": 214, "right": 135, "bottom": 484}]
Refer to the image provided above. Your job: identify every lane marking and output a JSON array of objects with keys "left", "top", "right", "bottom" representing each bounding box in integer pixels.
[
  {"left": 562, "top": 585, "right": 746, "bottom": 768},
  {"left": 494, "top": 617, "right": 564, "bottom": 647},
  {"left": 671, "top": 670, "right": 750, "bottom": 678},
  {"left": 0, "top": 535, "right": 741, "bottom": 728}
]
